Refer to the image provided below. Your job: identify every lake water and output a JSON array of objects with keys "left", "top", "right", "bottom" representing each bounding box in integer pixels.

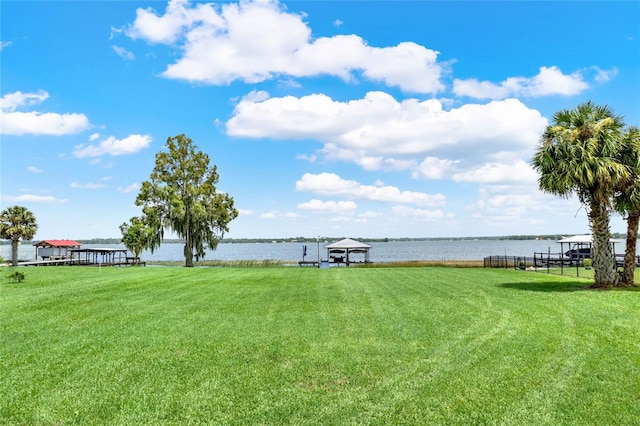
[{"left": 4, "top": 239, "right": 638, "bottom": 263}]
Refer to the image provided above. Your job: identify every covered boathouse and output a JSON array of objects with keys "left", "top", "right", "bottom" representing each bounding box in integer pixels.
[
  {"left": 34, "top": 240, "right": 82, "bottom": 260},
  {"left": 23, "top": 240, "right": 139, "bottom": 267},
  {"left": 325, "top": 238, "right": 372, "bottom": 265}
]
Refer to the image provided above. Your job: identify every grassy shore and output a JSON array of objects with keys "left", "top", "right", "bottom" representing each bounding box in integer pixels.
[
  {"left": 146, "top": 259, "right": 486, "bottom": 268},
  {"left": 2, "top": 266, "right": 639, "bottom": 425}
]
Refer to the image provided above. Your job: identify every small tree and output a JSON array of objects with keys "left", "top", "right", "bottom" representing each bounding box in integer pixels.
[
  {"left": 135, "top": 134, "right": 239, "bottom": 267},
  {"left": 120, "top": 216, "right": 156, "bottom": 264},
  {"left": 0, "top": 205, "right": 38, "bottom": 266}
]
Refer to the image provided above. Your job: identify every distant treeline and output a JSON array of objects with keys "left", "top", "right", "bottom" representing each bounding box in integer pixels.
[
  {"left": 3, "top": 233, "right": 634, "bottom": 246},
  {"left": 224, "top": 233, "right": 633, "bottom": 243}
]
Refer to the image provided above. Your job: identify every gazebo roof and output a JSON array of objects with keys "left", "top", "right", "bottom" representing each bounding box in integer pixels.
[
  {"left": 34, "top": 239, "right": 82, "bottom": 247},
  {"left": 557, "top": 235, "right": 620, "bottom": 244},
  {"left": 325, "top": 238, "right": 372, "bottom": 249}
]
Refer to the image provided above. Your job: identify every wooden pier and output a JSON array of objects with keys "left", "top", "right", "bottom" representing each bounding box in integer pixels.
[
  {"left": 18, "top": 258, "right": 89, "bottom": 267},
  {"left": 17, "top": 248, "right": 145, "bottom": 267}
]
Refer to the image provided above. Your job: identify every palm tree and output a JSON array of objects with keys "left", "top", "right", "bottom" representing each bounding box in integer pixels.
[
  {"left": 532, "top": 101, "right": 628, "bottom": 288},
  {"left": 0, "top": 205, "right": 38, "bottom": 266},
  {"left": 614, "top": 126, "right": 640, "bottom": 286}
]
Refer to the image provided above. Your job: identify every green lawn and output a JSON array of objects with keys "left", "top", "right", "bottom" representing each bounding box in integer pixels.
[{"left": 2, "top": 266, "right": 639, "bottom": 425}]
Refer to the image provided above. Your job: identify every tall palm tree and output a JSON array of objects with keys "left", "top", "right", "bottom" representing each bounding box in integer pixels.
[
  {"left": 614, "top": 126, "right": 640, "bottom": 286},
  {"left": 532, "top": 101, "right": 628, "bottom": 288},
  {"left": 0, "top": 205, "right": 38, "bottom": 266}
]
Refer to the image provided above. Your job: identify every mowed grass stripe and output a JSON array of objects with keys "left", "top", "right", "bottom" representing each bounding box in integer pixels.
[{"left": 1, "top": 267, "right": 639, "bottom": 425}]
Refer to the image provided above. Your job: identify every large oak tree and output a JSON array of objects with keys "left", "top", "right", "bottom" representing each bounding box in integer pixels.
[{"left": 135, "top": 134, "right": 238, "bottom": 267}]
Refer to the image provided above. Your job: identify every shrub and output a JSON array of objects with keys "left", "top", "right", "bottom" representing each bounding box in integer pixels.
[{"left": 6, "top": 271, "right": 25, "bottom": 283}]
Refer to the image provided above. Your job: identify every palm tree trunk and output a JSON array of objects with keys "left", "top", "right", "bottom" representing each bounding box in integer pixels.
[
  {"left": 11, "top": 239, "right": 19, "bottom": 266},
  {"left": 622, "top": 210, "right": 639, "bottom": 286},
  {"left": 589, "top": 202, "right": 619, "bottom": 287}
]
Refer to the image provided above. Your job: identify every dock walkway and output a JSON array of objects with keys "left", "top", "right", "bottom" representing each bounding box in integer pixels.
[{"left": 18, "top": 258, "right": 88, "bottom": 267}]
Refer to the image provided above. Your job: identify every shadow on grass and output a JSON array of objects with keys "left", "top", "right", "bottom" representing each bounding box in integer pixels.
[
  {"left": 499, "top": 281, "right": 591, "bottom": 292},
  {"left": 501, "top": 280, "right": 640, "bottom": 292}
]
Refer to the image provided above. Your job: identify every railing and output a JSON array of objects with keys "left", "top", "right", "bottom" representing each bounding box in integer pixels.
[
  {"left": 485, "top": 253, "right": 640, "bottom": 278},
  {"left": 483, "top": 255, "right": 534, "bottom": 270}
]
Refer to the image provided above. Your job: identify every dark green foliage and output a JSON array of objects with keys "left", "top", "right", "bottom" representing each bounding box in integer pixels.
[
  {"left": 134, "top": 134, "right": 239, "bottom": 267},
  {"left": 119, "top": 216, "right": 155, "bottom": 262},
  {"left": 0, "top": 205, "right": 38, "bottom": 266},
  {"left": 6, "top": 271, "right": 25, "bottom": 283},
  {"left": 532, "top": 101, "right": 628, "bottom": 287},
  {"left": 613, "top": 126, "right": 640, "bottom": 286}
]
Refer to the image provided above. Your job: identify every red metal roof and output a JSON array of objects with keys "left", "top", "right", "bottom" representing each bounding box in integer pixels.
[{"left": 34, "top": 240, "right": 82, "bottom": 247}]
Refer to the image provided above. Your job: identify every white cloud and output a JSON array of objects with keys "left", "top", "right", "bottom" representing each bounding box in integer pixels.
[
  {"left": 295, "top": 172, "right": 446, "bottom": 207},
  {"left": 592, "top": 66, "right": 618, "bottom": 83},
  {"left": 412, "top": 157, "right": 457, "bottom": 180},
  {"left": 2, "top": 194, "right": 67, "bottom": 204},
  {"left": 70, "top": 182, "right": 105, "bottom": 189},
  {"left": 228, "top": 92, "right": 547, "bottom": 177},
  {"left": 126, "top": 0, "right": 445, "bottom": 93},
  {"left": 0, "top": 90, "right": 90, "bottom": 136},
  {"left": 360, "top": 211, "right": 383, "bottom": 218},
  {"left": 1, "top": 111, "right": 90, "bottom": 136},
  {"left": 117, "top": 183, "right": 140, "bottom": 193},
  {"left": 297, "top": 199, "right": 358, "bottom": 212},
  {"left": 296, "top": 153, "right": 317, "bottom": 162},
  {"left": 112, "top": 45, "right": 135, "bottom": 61},
  {"left": 466, "top": 191, "right": 547, "bottom": 225},
  {"left": 27, "top": 166, "right": 43, "bottom": 174},
  {"left": 452, "top": 160, "right": 538, "bottom": 185},
  {"left": 0, "top": 90, "right": 49, "bottom": 111},
  {"left": 391, "top": 205, "right": 446, "bottom": 222},
  {"left": 528, "top": 66, "right": 590, "bottom": 96},
  {"left": 126, "top": 0, "right": 218, "bottom": 44},
  {"left": 0, "top": 41, "right": 12, "bottom": 51},
  {"left": 259, "top": 210, "right": 300, "bottom": 219},
  {"left": 453, "top": 66, "right": 590, "bottom": 99},
  {"left": 73, "top": 134, "right": 152, "bottom": 158}
]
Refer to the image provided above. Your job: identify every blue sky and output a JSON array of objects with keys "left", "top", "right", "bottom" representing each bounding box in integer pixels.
[{"left": 1, "top": 0, "right": 639, "bottom": 240}]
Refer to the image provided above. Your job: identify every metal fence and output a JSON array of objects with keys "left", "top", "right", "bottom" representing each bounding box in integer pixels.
[
  {"left": 483, "top": 255, "right": 534, "bottom": 270},
  {"left": 484, "top": 252, "right": 640, "bottom": 280}
]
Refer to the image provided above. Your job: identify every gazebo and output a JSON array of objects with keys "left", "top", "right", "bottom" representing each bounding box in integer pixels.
[
  {"left": 325, "top": 238, "right": 372, "bottom": 265},
  {"left": 33, "top": 239, "right": 82, "bottom": 260}
]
